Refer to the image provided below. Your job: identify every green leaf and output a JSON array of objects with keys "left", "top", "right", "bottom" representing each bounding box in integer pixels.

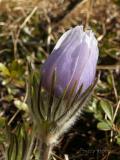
[
  {"left": 7, "top": 125, "right": 28, "bottom": 160},
  {"left": 0, "top": 63, "right": 10, "bottom": 76},
  {"left": 97, "top": 121, "right": 112, "bottom": 131},
  {"left": 94, "top": 112, "right": 103, "bottom": 121},
  {"left": 0, "top": 117, "right": 6, "bottom": 143},
  {"left": 10, "top": 60, "right": 24, "bottom": 78},
  {"left": 0, "top": 117, "right": 5, "bottom": 128},
  {"left": 14, "top": 100, "right": 28, "bottom": 112},
  {"left": 117, "top": 136, "right": 120, "bottom": 145},
  {"left": 100, "top": 100, "right": 114, "bottom": 121}
]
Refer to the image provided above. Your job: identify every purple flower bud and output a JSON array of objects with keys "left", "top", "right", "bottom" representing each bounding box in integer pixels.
[{"left": 41, "top": 26, "right": 99, "bottom": 97}]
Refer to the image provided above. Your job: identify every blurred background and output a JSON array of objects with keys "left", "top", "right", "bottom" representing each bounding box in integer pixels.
[{"left": 0, "top": 0, "right": 120, "bottom": 159}]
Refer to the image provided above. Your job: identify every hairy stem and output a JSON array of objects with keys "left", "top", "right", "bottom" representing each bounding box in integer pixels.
[{"left": 39, "top": 141, "right": 52, "bottom": 160}]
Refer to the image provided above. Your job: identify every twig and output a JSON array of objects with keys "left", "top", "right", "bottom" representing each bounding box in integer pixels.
[
  {"left": 84, "top": 0, "right": 93, "bottom": 30},
  {"left": 97, "top": 23, "right": 106, "bottom": 41},
  {"left": 97, "top": 65, "right": 120, "bottom": 70},
  {"left": 52, "top": 153, "right": 64, "bottom": 160},
  {"left": 12, "top": 6, "right": 38, "bottom": 58},
  {"left": 64, "top": 154, "right": 69, "bottom": 160},
  {"left": 20, "top": 6, "right": 38, "bottom": 30},
  {"left": 7, "top": 110, "right": 20, "bottom": 126},
  {"left": 113, "top": 100, "right": 120, "bottom": 123},
  {"left": 110, "top": 71, "right": 118, "bottom": 102}
]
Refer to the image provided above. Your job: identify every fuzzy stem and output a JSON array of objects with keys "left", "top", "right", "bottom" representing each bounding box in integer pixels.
[{"left": 39, "top": 141, "right": 52, "bottom": 160}]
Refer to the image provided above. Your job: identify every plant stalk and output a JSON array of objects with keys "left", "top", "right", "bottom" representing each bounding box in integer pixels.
[
  {"left": 25, "top": 133, "right": 35, "bottom": 160},
  {"left": 39, "top": 141, "right": 52, "bottom": 160}
]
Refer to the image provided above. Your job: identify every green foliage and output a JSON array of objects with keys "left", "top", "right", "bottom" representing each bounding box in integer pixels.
[
  {"left": 97, "top": 120, "right": 112, "bottom": 131},
  {"left": 0, "top": 63, "right": 10, "bottom": 77},
  {"left": 14, "top": 100, "right": 28, "bottom": 112},
  {"left": 100, "top": 100, "right": 114, "bottom": 121},
  {"left": 7, "top": 125, "right": 28, "bottom": 160},
  {"left": 0, "top": 117, "right": 6, "bottom": 143}
]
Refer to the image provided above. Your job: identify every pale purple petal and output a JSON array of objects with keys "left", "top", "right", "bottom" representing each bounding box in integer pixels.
[{"left": 41, "top": 25, "right": 99, "bottom": 97}]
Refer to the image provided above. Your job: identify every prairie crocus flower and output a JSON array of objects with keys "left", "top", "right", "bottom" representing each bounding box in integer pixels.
[
  {"left": 42, "top": 25, "right": 98, "bottom": 97},
  {"left": 28, "top": 26, "right": 99, "bottom": 160}
]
